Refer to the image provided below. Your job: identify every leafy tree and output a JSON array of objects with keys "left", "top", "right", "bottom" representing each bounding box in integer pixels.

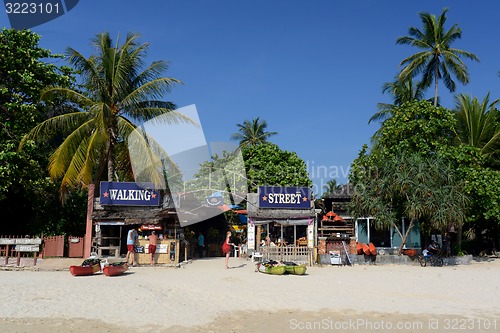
[
  {"left": 350, "top": 151, "right": 467, "bottom": 253},
  {"left": 243, "top": 143, "right": 311, "bottom": 192},
  {"left": 377, "top": 100, "right": 456, "bottom": 156},
  {"left": 397, "top": 8, "right": 479, "bottom": 106},
  {"left": 0, "top": 29, "right": 88, "bottom": 236},
  {"left": 20, "top": 32, "right": 192, "bottom": 198},
  {"left": 230, "top": 117, "right": 277, "bottom": 148}
]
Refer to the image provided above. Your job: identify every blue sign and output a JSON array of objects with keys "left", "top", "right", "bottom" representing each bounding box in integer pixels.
[
  {"left": 100, "top": 182, "right": 160, "bottom": 206},
  {"left": 258, "top": 186, "right": 311, "bottom": 209}
]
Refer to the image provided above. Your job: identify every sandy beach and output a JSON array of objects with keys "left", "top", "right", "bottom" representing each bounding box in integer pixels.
[{"left": 1, "top": 257, "right": 499, "bottom": 333}]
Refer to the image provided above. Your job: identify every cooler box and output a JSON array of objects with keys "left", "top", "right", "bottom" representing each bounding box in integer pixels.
[{"left": 329, "top": 251, "right": 342, "bottom": 265}]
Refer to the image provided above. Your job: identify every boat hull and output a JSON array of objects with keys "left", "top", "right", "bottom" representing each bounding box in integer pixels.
[
  {"left": 103, "top": 263, "right": 128, "bottom": 276},
  {"left": 285, "top": 264, "right": 307, "bottom": 275},
  {"left": 257, "top": 263, "right": 286, "bottom": 275},
  {"left": 356, "top": 242, "right": 363, "bottom": 255},
  {"left": 362, "top": 243, "right": 370, "bottom": 255},
  {"left": 70, "top": 264, "right": 99, "bottom": 276}
]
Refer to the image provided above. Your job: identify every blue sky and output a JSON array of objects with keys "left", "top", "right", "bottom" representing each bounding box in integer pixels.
[{"left": 2, "top": 1, "right": 499, "bottom": 195}]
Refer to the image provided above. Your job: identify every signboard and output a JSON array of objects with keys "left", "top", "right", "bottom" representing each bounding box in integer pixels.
[
  {"left": 100, "top": 182, "right": 160, "bottom": 206},
  {"left": 141, "top": 224, "right": 162, "bottom": 231},
  {"left": 247, "top": 223, "right": 255, "bottom": 250},
  {"left": 0, "top": 238, "right": 42, "bottom": 245},
  {"left": 258, "top": 186, "right": 311, "bottom": 209},
  {"left": 15, "top": 245, "right": 40, "bottom": 252},
  {"left": 307, "top": 224, "right": 314, "bottom": 249}
]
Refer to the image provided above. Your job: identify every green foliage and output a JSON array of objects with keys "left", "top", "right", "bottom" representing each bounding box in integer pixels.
[
  {"left": 377, "top": 100, "right": 456, "bottom": 155},
  {"left": 230, "top": 117, "right": 277, "bottom": 148},
  {"left": 20, "top": 32, "right": 190, "bottom": 198},
  {"left": 397, "top": 8, "right": 479, "bottom": 106},
  {"left": 242, "top": 143, "right": 312, "bottom": 192},
  {"left": 453, "top": 93, "right": 500, "bottom": 166},
  {"left": 0, "top": 29, "right": 85, "bottom": 235},
  {"left": 350, "top": 151, "right": 467, "bottom": 251}
]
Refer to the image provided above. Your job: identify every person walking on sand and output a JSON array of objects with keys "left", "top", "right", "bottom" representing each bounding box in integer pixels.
[
  {"left": 222, "top": 231, "right": 234, "bottom": 269},
  {"left": 148, "top": 231, "right": 158, "bottom": 266},
  {"left": 126, "top": 227, "right": 138, "bottom": 266}
]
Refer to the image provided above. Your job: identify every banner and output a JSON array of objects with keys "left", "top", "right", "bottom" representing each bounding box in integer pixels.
[
  {"left": 100, "top": 182, "right": 160, "bottom": 206},
  {"left": 258, "top": 186, "right": 311, "bottom": 209}
]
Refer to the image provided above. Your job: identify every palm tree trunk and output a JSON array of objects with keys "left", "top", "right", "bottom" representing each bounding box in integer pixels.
[{"left": 434, "top": 64, "right": 439, "bottom": 107}]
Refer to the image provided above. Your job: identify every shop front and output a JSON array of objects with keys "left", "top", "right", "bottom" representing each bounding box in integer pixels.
[
  {"left": 91, "top": 181, "right": 181, "bottom": 265},
  {"left": 246, "top": 186, "right": 315, "bottom": 265}
]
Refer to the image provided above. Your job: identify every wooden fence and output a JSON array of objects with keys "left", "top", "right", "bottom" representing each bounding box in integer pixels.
[
  {"left": 0, "top": 235, "right": 85, "bottom": 266},
  {"left": 0, "top": 235, "right": 42, "bottom": 266},
  {"left": 260, "top": 246, "right": 313, "bottom": 265}
]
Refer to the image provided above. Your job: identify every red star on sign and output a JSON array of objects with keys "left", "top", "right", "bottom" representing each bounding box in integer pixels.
[
  {"left": 302, "top": 197, "right": 308, "bottom": 202},
  {"left": 103, "top": 191, "right": 109, "bottom": 198},
  {"left": 152, "top": 193, "right": 156, "bottom": 198},
  {"left": 262, "top": 195, "right": 268, "bottom": 201}
]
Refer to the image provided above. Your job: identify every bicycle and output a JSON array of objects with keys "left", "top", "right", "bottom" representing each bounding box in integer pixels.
[{"left": 418, "top": 250, "right": 443, "bottom": 267}]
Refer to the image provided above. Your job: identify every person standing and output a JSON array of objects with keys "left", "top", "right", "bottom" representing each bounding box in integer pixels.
[
  {"left": 222, "top": 231, "right": 234, "bottom": 269},
  {"left": 126, "top": 227, "right": 138, "bottom": 266},
  {"left": 148, "top": 231, "right": 158, "bottom": 266},
  {"left": 197, "top": 232, "right": 205, "bottom": 258}
]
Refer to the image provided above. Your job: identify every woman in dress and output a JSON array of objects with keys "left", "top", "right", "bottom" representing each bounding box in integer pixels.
[{"left": 222, "top": 231, "right": 234, "bottom": 269}]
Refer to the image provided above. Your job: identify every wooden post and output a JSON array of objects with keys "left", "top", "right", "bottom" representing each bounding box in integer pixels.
[
  {"left": 5, "top": 244, "right": 9, "bottom": 265},
  {"left": 16, "top": 251, "right": 20, "bottom": 266},
  {"left": 83, "top": 183, "right": 95, "bottom": 258}
]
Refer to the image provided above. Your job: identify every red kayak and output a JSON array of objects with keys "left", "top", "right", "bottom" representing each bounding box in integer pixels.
[
  {"left": 103, "top": 263, "right": 128, "bottom": 276},
  {"left": 369, "top": 243, "right": 377, "bottom": 256},
  {"left": 70, "top": 263, "right": 100, "bottom": 276},
  {"left": 356, "top": 242, "right": 363, "bottom": 255},
  {"left": 362, "top": 243, "right": 370, "bottom": 255}
]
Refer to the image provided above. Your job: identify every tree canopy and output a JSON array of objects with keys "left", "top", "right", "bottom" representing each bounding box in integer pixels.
[
  {"left": 20, "top": 32, "right": 192, "bottom": 198},
  {"left": 397, "top": 8, "right": 479, "bottom": 106}
]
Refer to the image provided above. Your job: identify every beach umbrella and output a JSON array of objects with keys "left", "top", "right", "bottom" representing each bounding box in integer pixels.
[
  {"left": 334, "top": 215, "right": 344, "bottom": 221},
  {"left": 321, "top": 215, "right": 329, "bottom": 221}
]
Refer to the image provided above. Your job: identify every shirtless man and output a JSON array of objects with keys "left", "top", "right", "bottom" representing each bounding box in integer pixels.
[{"left": 148, "top": 231, "right": 158, "bottom": 266}]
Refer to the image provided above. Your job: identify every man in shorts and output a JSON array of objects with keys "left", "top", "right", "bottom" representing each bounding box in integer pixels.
[
  {"left": 126, "top": 227, "right": 138, "bottom": 266},
  {"left": 148, "top": 231, "right": 158, "bottom": 266}
]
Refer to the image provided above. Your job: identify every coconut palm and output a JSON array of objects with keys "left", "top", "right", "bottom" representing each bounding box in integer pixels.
[
  {"left": 397, "top": 8, "right": 479, "bottom": 106},
  {"left": 20, "top": 32, "right": 193, "bottom": 197},
  {"left": 322, "top": 179, "right": 341, "bottom": 195},
  {"left": 454, "top": 93, "right": 500, "bottom": 162},
  {"left": 230, "top": 117, "right": 277, "bottom": 148},
  {"left": 370, "top": 76, "right": 426, "bottom": 124}
]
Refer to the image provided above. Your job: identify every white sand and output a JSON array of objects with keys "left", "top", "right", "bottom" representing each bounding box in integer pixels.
[{"left": 1, "top": 257, "right": 499, "bottom": 332}]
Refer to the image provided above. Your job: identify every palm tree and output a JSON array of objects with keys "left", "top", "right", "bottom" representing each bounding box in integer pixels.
[
  {"left": 397, "top": 8, "right": 479, "bottom": 106},
  {"left": 322, "top": 179, "right": 341, "bottom": 195},
  {"left": 20, "top": 32, "right": 193, "bottom": 197},
  {"left": 230, "top": 117, "right": 277, "bottom": 148},
  {"left": 370, "top": 76, "right": 425, "bottom": 124},
  {"left": 454, "top": 93, "right": 500, "bottom": 162}
]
